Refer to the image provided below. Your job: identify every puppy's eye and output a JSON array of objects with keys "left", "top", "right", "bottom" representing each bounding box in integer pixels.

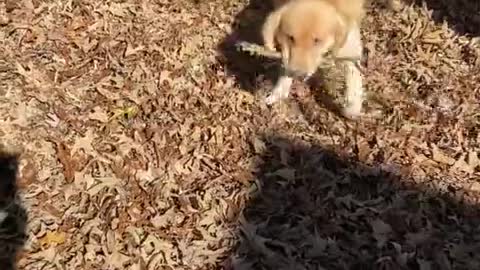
[
  {"left": 287, "top": 35, "right": 295, "bottom": 43},
  {"left": 313, "top": 38, "right": 321, "bottom": 45}
]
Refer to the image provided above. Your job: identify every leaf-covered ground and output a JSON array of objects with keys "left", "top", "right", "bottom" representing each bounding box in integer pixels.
[{"left": 1, "top": 0, "right": 480, "bottom": 269}]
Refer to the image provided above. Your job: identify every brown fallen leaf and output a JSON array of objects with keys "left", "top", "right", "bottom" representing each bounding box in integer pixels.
[
  {"left": 125, "top": 43, "right": 145, "bottom": 57},
  {"left": 305, "top": 227, "right": 327, "bottom": 258},
  {"left": 71, "top": 129, "right": 96, "bottom": 155},
  {"left": 108, "top": 3, "right": 128, "bottom": 17},
  {"left": 38, "top": 231, "right": 66, "bottom": 247},
  {"left": 56, "top": 142, "right": 75, "bottom": 183},
  {"left": 88, "top": 106, "right": 109, "bottom": 123},
  {"left": 0, "top": 7, "right": 10, "bottom": 26},
  {"left": 150, "top": 207, "right": 178, "bottom": 229},
  {"left": 370, "top": 218, "right": 392, "bottom": 248},
  {"left": 87, "top": 176, "right": 123, "bottom": 196},
  {"left": 417, "top": 259, "right": 433, "bottom": 270},
  {"left": 271, "top": 167, "right": 295, "bottom": 182},
  {"left": 451, "top": 153, "right": 475, "bottom": 174},
  {"left": 19, "top": 160, "right": 37, "bottom": 189},
  {"left": 252, "top": 137, "right": 266, "bottom": 154},
  {"left": 104, "top": 250, "right": 130, "bottom": 269},
  {"left": 468, "top": 151, "right": 480, "bottom": 169},
  {"left": 433, "top": 250, "right": 452, "bottom": 270},
  {"left": 431, "top": 144, "right": 455, "bottom": 165},
  {"left": 469, "top": 182, "right": 480, "bottom": 193},
  {"left": 229, "top": 256, "right": 255, "bottom": 270}
]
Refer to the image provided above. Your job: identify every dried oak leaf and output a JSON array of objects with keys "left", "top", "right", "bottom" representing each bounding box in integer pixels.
[
  {"left": 39, "top": 230, "right": 66, "bottom": 247},
  {"left": 370, "top": 218, "right": 392, "bottom": 248},
  {"left": 450, "top": 153, "right": 475, "bottom": 174},
  {"left": 229, "top": 256, "right": 255, "bottom": 270},
  {"left": 305, "top": 228, "right": 327, "bottom": 258},
  {"left": 74, "top": 169, "right": 96, "bottom": 190},
  {"left": 150, "top": 207, "right": 178, "bottom": 229},
  {"left": 87, "top": 176, "right": 123, "bottom": 196},
  {"left": 56, "top": 142, "right": 75, "bottom": 183},
  {"left": 72, "top": 129, "right": 96, "bottom": 155},
  {"left": 433, "top": 250, "right": 452, "bottom": 270},
  {"left": 125, "top": 43, "right": 145, "bottom": 57},
  {"left": 104, "top": 250, "right": 130, "bottom": 269},
  {"left": 468, "top": 151, "right": 480, "bottom": 167},
  {"left": 251, "top": 137, "right": 266, "bottom": 154},
  {"left": 469, "top": 182, "right": 480, "bottom": 193},
  {"left": 88, "top": 106, "right": 109, "bottom": 123},
  {"left": 271, "top": 168, "right": 295, "bottom": 182},
  {"left": 417, "top": 259, "right": 433, "bottom": 270},
  {"left": 115, "top": 134, "right": 144, "bottom": 156},
  {"left": 431, "top": 145, "right": 455, "bottom": 165}
]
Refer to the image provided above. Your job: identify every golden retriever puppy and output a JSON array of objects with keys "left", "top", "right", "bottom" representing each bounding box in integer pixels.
[{"left": 262, "top": 0, "right": 366, "bottom": 118}]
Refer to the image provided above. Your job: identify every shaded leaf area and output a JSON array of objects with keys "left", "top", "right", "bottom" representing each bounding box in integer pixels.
[
  {"left": 411, "top": 0, "right": 480, "bottom": 37},
  {"left": 229, "top": 135, "right": 480, "bottom": 270},
  {"left": 0, "top": 0, "right": 479, "bottom": 269}
]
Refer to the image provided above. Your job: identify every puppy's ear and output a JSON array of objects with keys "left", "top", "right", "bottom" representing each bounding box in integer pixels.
[{"left": 262, "top": 6, "right": 286, "bottom": 51}]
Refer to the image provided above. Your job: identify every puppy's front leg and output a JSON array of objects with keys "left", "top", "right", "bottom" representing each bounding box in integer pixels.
[
  {"left": 265, "top": 75, "right": 293, "bottom": 105},
  {"left": 342, "top": 61, "right": 364, "bottom": 118},
  {"left": 336, "top": 26, "right": 364, "bottom": 118}
]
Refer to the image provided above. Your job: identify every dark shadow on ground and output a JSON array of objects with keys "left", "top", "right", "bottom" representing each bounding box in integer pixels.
[
  {"left": 216, "top": 0, "right": 280, "bottom": 93},
  {"left": 371, "top": 0, "right": 480, "bottom": 38},
  {"left": 225, "top": 135, "right": 480, "bottom": 269},
  {"left": 0, "top": 150, "right": 27, "bottom": 270},
  {"left": 411, "top": 0, "right": 480, "bottom": 37}
]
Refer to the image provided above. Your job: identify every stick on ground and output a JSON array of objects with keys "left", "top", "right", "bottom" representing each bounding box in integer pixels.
[
  {"left": 235, "top": 41, "right": 363, "bottom": 72},
  {"left": 235, "top": 41, "right": 282, "bottom": 59}
]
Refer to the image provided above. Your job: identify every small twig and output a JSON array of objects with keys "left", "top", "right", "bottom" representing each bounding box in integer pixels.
[
  {"left": 235, "top": 41, "right": 364, "bottom": 73},
  {"left": 235, "top": 41, "right": 282, "bottom": 59},
  {"left": 235, "top": 41, "right": 361, "bottom": 63}
]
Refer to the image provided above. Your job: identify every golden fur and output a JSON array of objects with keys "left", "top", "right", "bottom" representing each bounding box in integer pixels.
[
  {"left": 263, "top": 0, "right": 365, "bottom": 76},
  {"left": 262, "top": 0, "right": 367, "bottom": 118}
]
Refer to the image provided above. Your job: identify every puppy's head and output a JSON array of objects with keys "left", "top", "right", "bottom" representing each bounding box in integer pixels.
[{"left": 263, "top": 0, "right": 348, "bottom": 78}]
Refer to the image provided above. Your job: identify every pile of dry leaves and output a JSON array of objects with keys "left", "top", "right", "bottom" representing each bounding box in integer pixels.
[{"left": 0, "top": 0, "right": 479, "bottom": 269}]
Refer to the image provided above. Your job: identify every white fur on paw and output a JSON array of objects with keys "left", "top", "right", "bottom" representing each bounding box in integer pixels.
[
  {"left": 265, "top": 94, "right": 282, "bottom": 105},
  {"left": 265, "top": 86, "right": 289, "bottom": 105},
  {"left": 342, "top": 104, "right": 362, "bottom": 119},
  {"left": 265, "top": 42, "right": 276, "bottom": 52}
]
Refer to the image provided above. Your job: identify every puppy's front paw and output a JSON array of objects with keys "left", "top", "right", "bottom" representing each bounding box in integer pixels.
[
  {"left": 265, "top": 88, "right": 289, "bottom": 105},
  {"left": 264, "top": 42, "right": 276, "bottom": 52},
  {"left": 342, "top": 103, "right": 362, "bottom": 119},
  {"left": 265, "top": 93, "right": 283, "bottom": 105},
  {"left": 265, "top": 76, "right": 292, "bottom": 105}
]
